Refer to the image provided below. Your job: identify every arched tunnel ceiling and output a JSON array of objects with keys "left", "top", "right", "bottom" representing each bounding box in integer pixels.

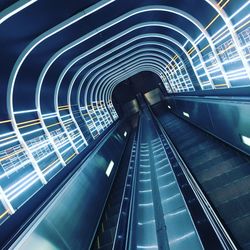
[
  {"left": 0, "top": 0, "right": 249, "bottom": 229},
  {"left": 1, "top": 0, "right": 249, "bottom": 115}
]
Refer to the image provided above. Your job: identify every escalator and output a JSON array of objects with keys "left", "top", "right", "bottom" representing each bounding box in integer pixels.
[
  {"left": 7, "top": 103, "right": 239, "bottom": 250},
  {"left": 153, "top": 104, "right": 250, "bottom": 249},
  {"left": 0, "top": 95, "right": 246, "bottom": 250},
  {"left": 91, "top": 106, "right": 236, "bottom": 249},
  {"left": 129, "top": 112, "right": 203, "bottom": 249},
  {"left": 92, "top": 133, "right": 137, "bottom": 250}
]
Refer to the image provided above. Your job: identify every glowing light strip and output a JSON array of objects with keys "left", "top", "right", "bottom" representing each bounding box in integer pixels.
[
  {"left": 42, "top": 112, "right": 57, "bottom": 118},
  {"left": 43, "top": 159, "right": 61, "bottom": 175},
  {"left": 0, "top": 0, "right": 37, "bottom": 25},
  {"left": 108, "top": 68, "right": 168, "bottom": 103},
  {"left": 94, "top": 57, "right": 167, "bottom": 103},
  {"left": 14, "top": 109, "right": 37, "bottom": 114},
  {"left": 183, "top": 40, "right": 189, "bottom": 48},
  {"left": 212, "top": 25, "right": 228, "bottom": 41},
  {"left": 105, "top": 64, "right": 164, "bottom": 103},
  {"left": 106, "top": 66, "right": 162, "bottom": 102},
  {"left": 230, "top": 2, "right": 249, "bottom": 20},
  {"left": 0, "top": 160, "right": 30, "bottom": 179},
  {"left": 65, "top": 153, "right": 76, "bottom": 163},
  {"left": 0, "top": 119, "right": 12, "bottom": 125},
  {"left": 86, "top": 32, "right": 202, "bottom": 107},
  {"left": 228, "top": 76, "right": 249, "bottom": 81},
  {"left": 0, "top": 130, "right": 15, "bottom": 139},
  {"left": 43, "top": 161, "right": 61, "bottom": 177},
  {"left": 227, "top": 68, "right": 248, "bottom": 75},
  {"left": 96, "top": 54, "right": 190, "bottom": 103},
  {"left": 0, "top": 138, "right": 21, "bottom": 148},
  {"left": 60, "top": 142, "right": 77, "bottom": 156},
  {"left": 18, "top": 121, "right": 41, "bottom": 129},
  {"left": 235, "top": 18, "right": 250, "bottom": 32},
  {"left": 0, "top": 134, "right": 17, "bottom": 144},
  {"left": 0, "top": 186, "right": 15, "bottom": 214},
  {"left": 88, "top": 48, "right": 181, "bottom": 105},
  {"left": 5, "top": 170, "right": 36, "bottom": 195},
  {"left": 0, "top": 210, "right": 9, "bottom": 220},
  {"left": 194, "top": 34, "right": 204, "bottom": 44},
  {"left": 217, "top": 0, "right": 224, "bottom": 7},
  {"left": 206, "top": 0, "right": 230, "bottom": 30},
  {"left": 8, "top": 174, "right": 40, "bottom": 202}
]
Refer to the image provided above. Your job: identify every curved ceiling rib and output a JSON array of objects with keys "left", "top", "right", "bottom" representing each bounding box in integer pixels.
[
  {"left": 104, "top": 64, "right": 164, "bottom": 103},
  {"left": 67, "top": 39, "right": 180, "bottom": 107},
  {"left": 89, "top": 56, "right": 166, "bottom": 102},
  {"left": 85, "top": 49, "right": 175, "bottom": 101},
  {"left": 84, "top": 42, "right": 195, "bottom": 104},
  {"left": 65, "top": 31, "right": 194, "bottom": 106},
  {"left": 108, "top": 66, "right": 164, "bottom": 101},
  {"left": 55, "top": 27, "right": 200, "bottom": 124},
  {"left": 80, "top": 53, "right": 168, "bottom": 123},
  {"left": 76, "top": 30, "right": 198, "bottom": 107},
  {"left": 90, "top": 43, "right": 191, "bottom": 103},
  {"left": 89, "top": 51, "right": 186, "bottom": 105},
  {"left": 0, "top": 0, "right": 37, "bottom": 25}
]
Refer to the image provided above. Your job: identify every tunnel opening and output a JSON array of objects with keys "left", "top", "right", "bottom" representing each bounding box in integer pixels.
[{"left": 0, "top": 0, "right": 250, "bottom": 249}]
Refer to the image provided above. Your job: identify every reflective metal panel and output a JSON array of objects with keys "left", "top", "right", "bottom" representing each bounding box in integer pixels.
[{"left": 10, "top": 123, "right": 130, "bottom": 250}]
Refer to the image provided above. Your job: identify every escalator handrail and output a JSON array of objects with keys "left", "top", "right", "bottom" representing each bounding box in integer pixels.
[
  {"left": 112, "top": 132, "right": 136, "bottom": 250},
  {"left": 149, "top": 108, "right": 238, "bottom": 250},
  {"left": 125, "top": 112, "right": 142, "bottom": 249},
  {"left": 88, "top": 121, "right": 131, "bottom": 249}
]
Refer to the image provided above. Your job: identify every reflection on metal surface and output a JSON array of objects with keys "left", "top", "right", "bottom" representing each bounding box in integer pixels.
[
  {"left": 106, "top": 160, "right": 115, "bottom": 177},
  {"left": 241, "top": 135, "right": 250, "bottom": 147},
  {"left": 183, "top": 112, "right": 190, "bottom": 118}
]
